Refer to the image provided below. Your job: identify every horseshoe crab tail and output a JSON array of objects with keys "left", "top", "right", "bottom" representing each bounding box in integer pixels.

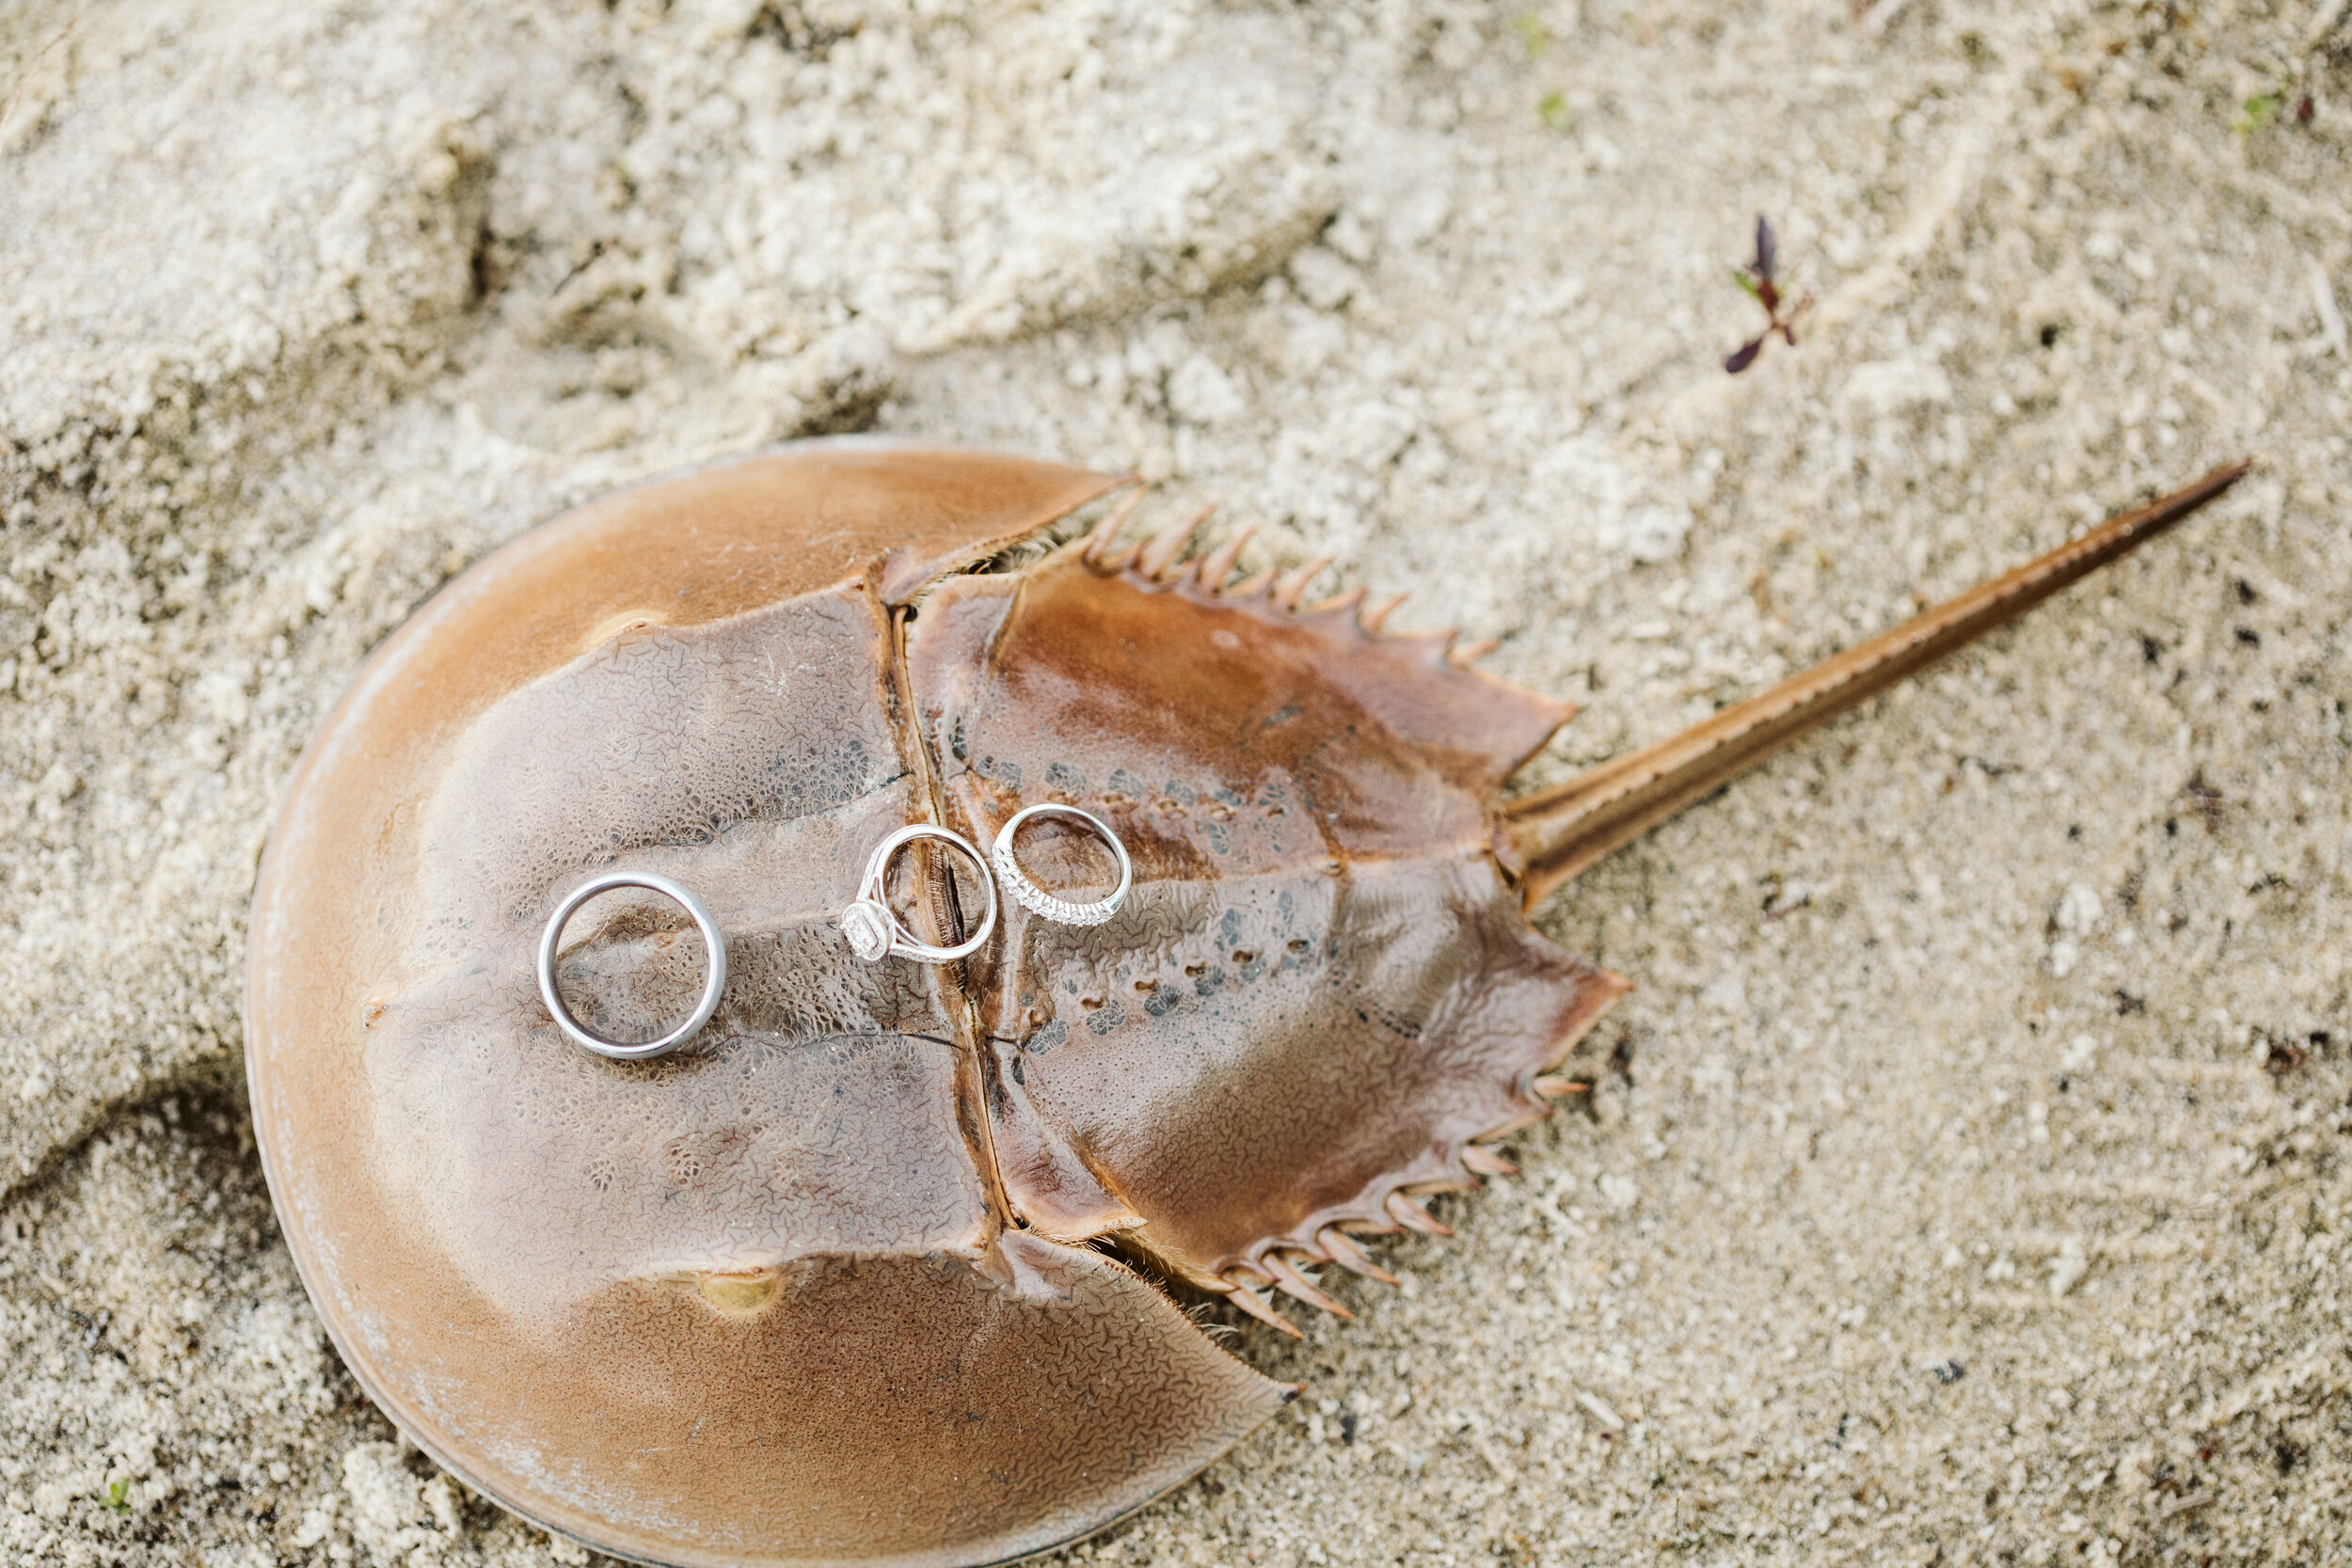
[{"left": 1502, "top": 459, "right": 2254, "bottom": 911}]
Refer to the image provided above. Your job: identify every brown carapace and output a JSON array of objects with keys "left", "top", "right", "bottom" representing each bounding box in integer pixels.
[{"left": 246, "top": 442, "right": 2247, "bottom": 1568}]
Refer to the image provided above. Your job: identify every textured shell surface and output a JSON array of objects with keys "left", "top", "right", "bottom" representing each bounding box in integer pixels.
[{"left": 244, "top": 440, "right": 1628, "bottom": 1568}]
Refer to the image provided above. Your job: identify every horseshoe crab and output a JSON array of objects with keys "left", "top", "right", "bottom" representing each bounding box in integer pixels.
[{"left": 245, "top": 442, "right": 2247, "bottom": 1567}]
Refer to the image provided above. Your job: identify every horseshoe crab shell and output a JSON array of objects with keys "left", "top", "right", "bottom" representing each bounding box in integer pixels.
[{"left": 246, "top": 440, "right": 2245, "bottom": 1566}]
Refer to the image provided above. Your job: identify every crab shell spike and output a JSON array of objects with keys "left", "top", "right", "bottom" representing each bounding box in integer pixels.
[
  {"left": 1360, "top": 592, "right": 1408, "bottom": 633},
  {"left": 1534, "top": 1074, "right": 1593, "bottom": 1100},
  {"left": 1461, "top": 1145, "right": 1518, "bottom": 1178},
  {"left": 1384, "top": 1190, "right": 1454, "bottom": 1236},
  {"left": 1222, "top": 1275, "right": 1306, "bottom": 1338},
  {"left": 1225, "top": 565, "right": 1278, "bottom": 598},
  {"left": 1449, "top": 637, "right": 1502, "bottom": 668},
  {"left": 1137, "top": 505, "right": 1214, "bottom": 581},
  {"left": 1304, "top": 586, "right": 1368, "bottom": 619},
  {"left": 1315, "top": 1226, "right": 1401, "bottom": 1286},
  {"left": 1270, "top": 556, "right": 1334, "bottom": 610},
  {"left": 1259, "top": 1251, "right": 1355, "bottom": 1319},
  {"left": 1081, "top": 486, "right": 1148, "bottom": 566},
  {"left": 1191, "top": 527, "right": 1255, "bottom": 592}
]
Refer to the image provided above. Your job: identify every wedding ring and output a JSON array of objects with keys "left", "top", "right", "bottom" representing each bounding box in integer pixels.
[
  {"left": 841, "top": 824, "right": 997, "bottom": 964},
  {"left": 537, "top": 871, "right": 727, "bottom": 1060},
  {"left": 990, "top": 804, "right": 1133, "bottom": 927}
]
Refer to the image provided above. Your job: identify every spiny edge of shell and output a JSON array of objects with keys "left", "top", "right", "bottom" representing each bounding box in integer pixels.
[
  {"left": 1207, "top": 996, "right": 1619, "bottom": 1334},
  {"left": 1073, "top": 499, "right": 1515, "bottom": 673}
]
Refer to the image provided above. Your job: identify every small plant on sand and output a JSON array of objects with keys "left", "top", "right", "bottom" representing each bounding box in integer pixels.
[{"left": 1724, "top": 215, "right": 1813, "bottom": 373}]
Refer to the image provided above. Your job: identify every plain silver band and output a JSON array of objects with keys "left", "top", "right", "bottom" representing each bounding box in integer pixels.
[
  {"left": 537, "top": 871, "right": 727, "bottom": 1060},
  {"left": 851, "top": 825, "right": 998, "bottom": 963},
  {"left": 990, "top": 804, "right": 1133, "bottom": 927}
]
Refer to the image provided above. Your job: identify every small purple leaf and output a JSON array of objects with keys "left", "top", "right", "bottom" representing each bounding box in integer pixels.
[
  {"left": 1724, "top": 338, "right": 1764, "bottom": 374},
  {"left": 1754, "top": 215, "right": 1777, "bottom": 285}
]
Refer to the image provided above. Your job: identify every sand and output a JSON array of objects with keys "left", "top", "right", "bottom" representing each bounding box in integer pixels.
[{"left": 2, "top": 0, "right": 2348, "bottom": 1563}]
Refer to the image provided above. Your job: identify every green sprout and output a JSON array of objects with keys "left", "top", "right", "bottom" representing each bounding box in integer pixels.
[
  {"left": 2235, "top": 89, "right": 2282, "bottom": 136},
  {"left": 103, "top": 1481, "right": 132, "bottom": 1514},
  {"left": 1537, "top": 89, "right": 1571, "bottom": 130},
  {"left": 1511, "top": 11, "right": 1551, "bottom": 59}
]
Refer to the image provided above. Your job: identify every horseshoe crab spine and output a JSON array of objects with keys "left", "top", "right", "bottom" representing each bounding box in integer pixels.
[{"left": 1502, "top": 460, "right": 2253, "bottom": 907}]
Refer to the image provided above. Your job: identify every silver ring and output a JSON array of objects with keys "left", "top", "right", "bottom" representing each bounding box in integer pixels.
[
  {"left": 990, "top": 804, "right": 1133, "bottom": 927},
  {"left": 537, "top": 871, "right": 727, "bottom": 1060},
  {"left": 841, "top": 824, "right": 998, "bottom": 964}
]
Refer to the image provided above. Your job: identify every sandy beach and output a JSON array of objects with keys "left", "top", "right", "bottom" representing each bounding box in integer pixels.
[{"left": 3, "top": 1, "right": 2348, "bottom": 1563}]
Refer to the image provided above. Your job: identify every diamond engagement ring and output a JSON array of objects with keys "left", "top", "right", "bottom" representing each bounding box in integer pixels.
[
  {"left": 537, "top": 870, "right": 728, "bottom": 1060},
  {"left": 990, "top": 804, "right": 1133, "bottom": 927},
  {"left": 840, "top": 824, "right": 997, "bottom": 964}
]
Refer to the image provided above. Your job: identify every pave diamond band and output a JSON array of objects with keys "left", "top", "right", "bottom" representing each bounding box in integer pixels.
[
  {"left": 841, "top": 824, "right": 997, "bottom": 964},
  {"left": 990, "top": 804, "right": 1133, "bottom": 927}
]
